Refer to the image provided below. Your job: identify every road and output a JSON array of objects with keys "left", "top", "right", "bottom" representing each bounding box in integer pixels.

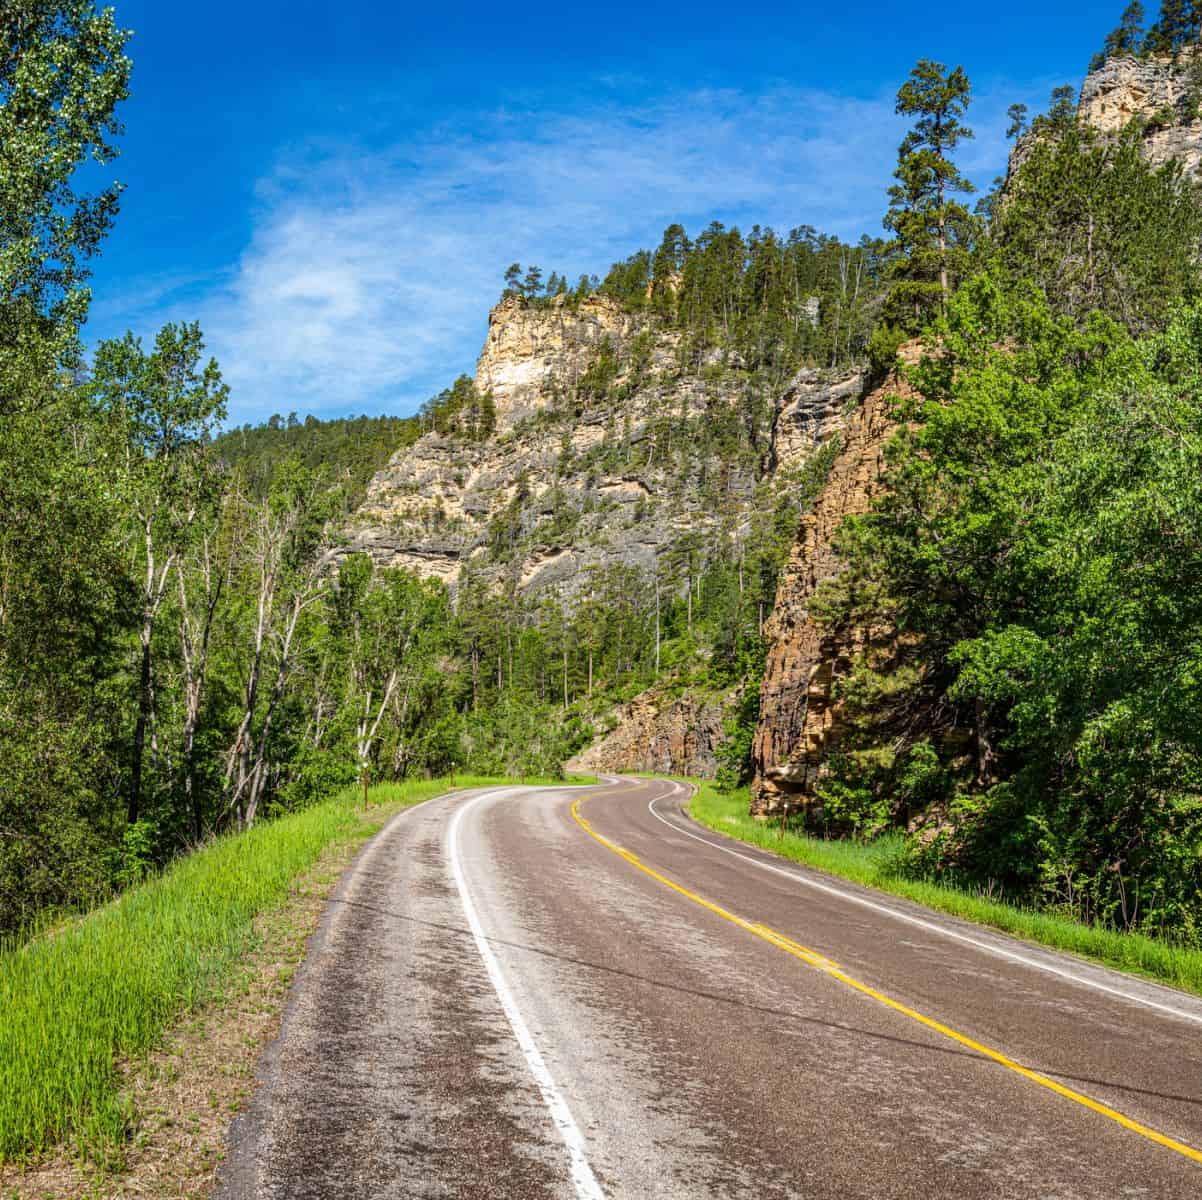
[{"left": 216, "top": 776, "right": 1202, "bottom": 1199}]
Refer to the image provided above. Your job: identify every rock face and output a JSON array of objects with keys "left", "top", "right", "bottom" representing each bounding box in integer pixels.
[
  {"left": 475, "top": 295, "right": 647, "bottom": 433},
  {"left": 347, "top": 295, "right": 860, "bottom": 598},
  {"left": 750, "top": 353, "right": 918, "bottom": 815},
  {"left": 1077, "top": 52, "right": 1202, "bottom": 175},
  {"left": 568, "top": 688, "right": 730, "bottom": 778},
  {"left": 768, "top": 368, "right": 863, "bottom": 473}
]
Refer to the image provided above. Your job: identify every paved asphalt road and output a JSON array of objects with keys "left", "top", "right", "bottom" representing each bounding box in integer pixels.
[{"left": 216, "top": 777, "right": 1202, "bottom": 1199}]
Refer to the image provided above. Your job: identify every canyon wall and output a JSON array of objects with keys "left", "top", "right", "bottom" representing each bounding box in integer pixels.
[
  {"left": 567, "top": 688, "right": 730, "bottom": 779},
  {"left": 347, "top": 295, "right": 859, "bottom": 600}
]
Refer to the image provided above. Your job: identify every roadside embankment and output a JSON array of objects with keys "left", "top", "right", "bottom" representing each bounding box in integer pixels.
[
  {"left": 0, "top": 776, "right": 569, "bottom": 1197},
  {"left": 689, "top": 783, "right": 1202, "bottom": 1000}
]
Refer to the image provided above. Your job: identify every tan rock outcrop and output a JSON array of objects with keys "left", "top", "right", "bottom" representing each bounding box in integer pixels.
[
  {"left": 569, "top": 688, "right": 730, "bottom": 778},
  {"left": 750, "top": 351, "right": 919, "bottom": 815},
  {"left": 475, "top": 295, "right": 654, "bottom": 431},
  {"left": 346, "top": 296, "right": 860, "bottom": 600},
  {"left": 1077, "top": 52, "right": 1202, "bottom": 175}
]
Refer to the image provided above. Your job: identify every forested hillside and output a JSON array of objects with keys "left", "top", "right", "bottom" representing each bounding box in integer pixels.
[{"left": 213, "top": 413, "right": 418, "bottom": 508}]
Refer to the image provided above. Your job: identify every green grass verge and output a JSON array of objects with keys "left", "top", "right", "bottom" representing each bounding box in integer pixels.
[
  {"left": 689, "top": 783, "right": 1202, "bottom": 999},
  {"left": 0, "top": 774, "right": 575, "bottom": 1164}
]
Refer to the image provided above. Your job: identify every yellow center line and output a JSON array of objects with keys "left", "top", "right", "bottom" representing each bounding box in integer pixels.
[{"left": 571, "top": 794, "right": 1202, "bottom": 1168}]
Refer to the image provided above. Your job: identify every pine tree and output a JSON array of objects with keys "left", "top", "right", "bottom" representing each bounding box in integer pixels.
[
  {"left": 1098, "top": 1, "right": 1146, "bottom": 63},
  {"left": 1046, "top": 85, "right": 1078, "bottom": 128},
  {"left": 522, "top": 265, "right": 544, "bottom": 297},
  {"left": 1006, "top": 103, "right": 1029, "bottom": 139},
  {"left": 883, "top": 60, "right": 975, "bottom": 329},
  {"left": 1146, "top": 0, "right": 1200, "bottom": 54},
  {"left": 651, "top": 223, "right": 689, "bottom": 314}
]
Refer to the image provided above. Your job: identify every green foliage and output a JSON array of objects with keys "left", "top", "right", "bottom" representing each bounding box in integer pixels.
[
  {"left": 0, "top": 1, "right": 131, "bottom": 416},
  {"left": 1005, "top": 102, "right": 1029, "bottom": 140},
  {"left": 992, "top": 122, "right": 1202, "bottom": 334},
  {"left": 1144, "top": 0, "right": 1200, "bottom": 55},
  {"left": 1091, "top": 2, "right": 1146, "bottom": 70},
  {"left": 500, "top": 221, "right": 888, "bottom": 373},
  {"left": 815, "top": 272, "right": 1202, "bottom": 940},
  {"left": 420, "top": 373, "right": 496, "bottom": 441},
  {"left": 867, "top": 323, "right": 908, "bottom": 380},
  {"left": 577, "top": 337, "right": 621, "bottom": 403},
  {"left": 213, "top": 412, "right": 417, "bottom": 507}
]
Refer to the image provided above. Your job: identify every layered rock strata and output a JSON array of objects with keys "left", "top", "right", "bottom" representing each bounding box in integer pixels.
[{"left": 1077, "top": 51, "right": 1202, "bottom": 175}]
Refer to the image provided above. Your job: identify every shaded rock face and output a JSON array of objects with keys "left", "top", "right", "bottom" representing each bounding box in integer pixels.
[
  {"left": 750, "top": 355, "right": 919, "bottom": 815},
  {"left": 1078, "top": 52, "right": 1202, "bottom": 175},
  {"left": 346, "top": 295, "right": 860, "bottom": 600},
  {"left": 568, "top": 689, "right": 729, "bottom": 779},
  {"left": 769, "top": 368, "right": 863, "bottom": 474}
]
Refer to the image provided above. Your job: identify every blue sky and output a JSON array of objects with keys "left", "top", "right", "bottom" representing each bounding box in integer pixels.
[{"left": 84, "top": 1, "right": 1120, "bottom": 425}]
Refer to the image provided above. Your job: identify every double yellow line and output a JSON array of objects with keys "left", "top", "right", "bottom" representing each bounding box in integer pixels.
[{"left": 571, "top": 795, "right": 1202, "bottom": 1168}]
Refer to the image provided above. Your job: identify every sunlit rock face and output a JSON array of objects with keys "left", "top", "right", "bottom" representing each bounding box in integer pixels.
[
  {"left": 1077, "top": 51, "right": 1202, "bottom": 176},
  {"left": 345, "top": 294, "right": 859, "bottom": 601}
]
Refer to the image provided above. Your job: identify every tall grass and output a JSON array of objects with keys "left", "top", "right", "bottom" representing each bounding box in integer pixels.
[
  {"left": 690, "top": 784, "right": 1202, "bottom": 999},
  {"left": 0, "top": 773, "right": 571, "bottom": 1163}
]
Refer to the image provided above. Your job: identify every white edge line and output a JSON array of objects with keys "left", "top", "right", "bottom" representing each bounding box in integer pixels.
[
  {"left": 448, "top": 789, "right": 606, "bottom": 1200},
  {"left": 647, "top": 782, "right": 1202, "bottom": 1029}
]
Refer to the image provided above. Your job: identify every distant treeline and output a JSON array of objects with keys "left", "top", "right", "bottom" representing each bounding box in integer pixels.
[{"left": 503, "top": 221, "right": 889, "bottom": 372}]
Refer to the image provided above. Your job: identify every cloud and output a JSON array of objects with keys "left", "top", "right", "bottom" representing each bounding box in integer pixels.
[{"left": 179, "top": 77, "right": 1049, "bottom": 424}]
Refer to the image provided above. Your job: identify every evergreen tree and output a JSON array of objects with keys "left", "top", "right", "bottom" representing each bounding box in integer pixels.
[
  {"left": 1026, "top": 84, "right": 1078, "bottom": 137},
  {"left": 650, "top": 223, "right": 689, "bottom": 313},
  {"left": 883, "top": 60, "right": 975, "bottom": 329},
  {"left": 1145, "top": 0, "right": 1200, "bottom": 54},
  {"left": 522, "top": 264, "right": 543, "bottom": 298},
  {"left": 1093, "top": 2, "right": 1146, "bottom": 67},
  {"left": 1006, "top": 102, "right": 1029, "bottom": 139},
  {"left": 993, "top": 122, "right": 1202, "bottom": 331}
]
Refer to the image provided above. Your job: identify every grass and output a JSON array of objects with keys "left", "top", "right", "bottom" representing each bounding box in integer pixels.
[
  {"left": 0, "top": 773, "right": 578, "bottom": 1165},
  {"left": 689, "top": 782, "right": 1202, "bottom": 1000}
]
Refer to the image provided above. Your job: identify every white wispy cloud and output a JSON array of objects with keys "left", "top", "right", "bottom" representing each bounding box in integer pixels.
[{"left": 124, "top": 76, "right": 1056, "bottom": 424}]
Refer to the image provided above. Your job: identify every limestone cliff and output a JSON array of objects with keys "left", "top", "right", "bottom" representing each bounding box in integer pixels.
[
  {"left": 347, "top": 295, "right": 859, "bottom": 598},
  {"left": 750, "top": 353, "right": 919, "bottom": 814},
  {"left": 567, "top": 688, "right": 730, "bottom": 778},
  {"left": 1077, "top": 51, "right": 1202, "bottom": 175}
]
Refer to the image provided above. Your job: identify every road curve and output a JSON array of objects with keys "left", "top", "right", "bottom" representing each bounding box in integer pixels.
[{"left": 216, "top": 777, "right": 1202, "bottom": 1199}]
